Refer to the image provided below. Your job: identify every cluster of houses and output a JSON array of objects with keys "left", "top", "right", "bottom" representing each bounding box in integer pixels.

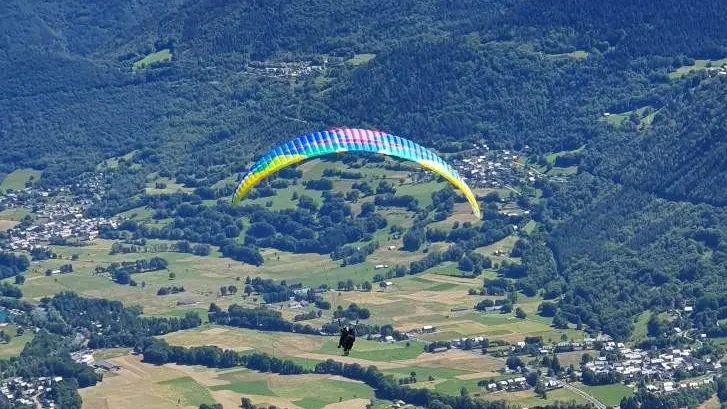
[
  {"left": 452, "top": 145, "right": 531, "bottom": 190},
  {"left": 690, "top": 63, "right": 727, "bottom": 78},
  {"left": 581, "top": 343, "right": 719, "bottom": 384},
  {"left": 245, "top": 60, "right": 326, "bottom": 78},
  {"left": 483, "top": 376, "right": 533, "bottom": 392},
  {"left": 389, "top": 400, "right": 424, "bottom": 408},
  {"left": 1, "top": 376, "right": 65, "bottom": 408},
  {"left": 645, "top": 377, "right": 714, "bottom": 393},
  {"left": 0, "top": 177, "right": 118, "bottom": 251},
  {"left": 0, "top": 188, "right": 49, "bottom": 209},
  {"left": 70, "top": 350, "right": 121, "bottom": 374}
]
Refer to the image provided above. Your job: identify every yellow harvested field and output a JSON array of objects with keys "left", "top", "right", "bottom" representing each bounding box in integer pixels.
[
  {"left": 338, "top": 291, "right": 399, "bottom": 306},
  {"left": 216, "top": 390, "right": 303, "bottom": 409},
  {"left": 294, "top": 353, "right": 403, "bottom": 369},
  {"left": 322, "top": 398, "right": 371, "bottom": 409},
  {"left": 418, "top": 273, "right": 481, "bottom": 285},
  {"left": 199, "top": 327, "right": 228, "bottom": 336},
  {"left": 558, "top": 350, "right": 590, "bottom": 367},
  {"left": 82, "top": 354, "right": 382, "bottom": 409},
  {"left": 0, "top": 220, "right": 18, "bottom": 231},
  {"left": 398, "top": 350, "right": 503, "bottom": 373},
  {"left": 455, "top": 371, "right": 503, "bottom": 380},
  {"left": 165, "top": 365, "right": 231, "bottom": 387},
  {"left": 367, "top": 247, "right": 424, "bottom": 265},
  {"left": 161, "top": 327, "right": 326, "bottom": 356},
  {"left": 394, "top": 319, "right": 472, "bottom": 333},
  {"left": 395, "top": 290, "right": 472, "bottom": 305},
  {"left": 80, "top": 355, "right": 200, "bottom": 409},
  {"left": 698, "top": 396, "right": 720, "bottom": 409}
]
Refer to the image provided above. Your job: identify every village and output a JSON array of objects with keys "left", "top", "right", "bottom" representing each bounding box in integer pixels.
[
  {"left": 244, "top": 59, "right": 327, "bottom": 78},
  {"left": 0, "top": 174, "right": 118, "bottom": 252},
  {"left": 402, "top": 322, "right": 724, "bottom": 399},
  {"left": 448, "top": 143, "right": 563, "bottom": 194},
  {"left": 1, "top": 376, "right": 67, "bottom": 409}
]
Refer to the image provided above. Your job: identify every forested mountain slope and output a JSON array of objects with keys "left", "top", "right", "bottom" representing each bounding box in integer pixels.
[
  {"left": 586, "top": 79, "right": 727, "bottom": 206},
  {"left": 3, "top": 0, "right": 727, "bottom": 343},
  {"left": 534, "top": 79, "right": 727, "bottom": 339},
  {"left": 501, "top": 0, "right": 727, "bottom": 57}
]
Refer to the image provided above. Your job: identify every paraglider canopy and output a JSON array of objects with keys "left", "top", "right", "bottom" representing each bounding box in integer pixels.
[{"left": 232, "top": 128, "right": 481, "bottom": 219}]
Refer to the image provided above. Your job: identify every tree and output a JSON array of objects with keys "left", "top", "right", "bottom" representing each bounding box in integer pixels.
[
  {"left": 14, "top": 275, "right": 25, "bottom": 285},
  {"left": 402, "top": 229, "right": 424, "bottom": 252},
  {"left": 220, "top": 286, "right": 228, "bottom": 296},
  {"left": 362, "top": 281, "right": 372, "bottom": 291},
  {"left": 169, "top": 272, "right": 176, "bottom": 279},
  {"left": 515, "top": 307, "right": 527, "bottom": 319},
  {"left": 241, "top": 397, "right": 254, "bottom": 409},
  {"left": 553, "top": 311, "right": 568, "bottom": 329},
  {"left": 538, "top": 302, "right": 558, "bottom": 317},
  {"left": 716, "top": 375, "right": 727, "bottom": 402},
  {"left": 458, "top": 255, "right": 474, "bottom": 272},
  {"left": 581, "top": 353, "right": 593, "bottom": 364},
  {"left": 506, "top": 355, "right": 523, "bottom": 370}
]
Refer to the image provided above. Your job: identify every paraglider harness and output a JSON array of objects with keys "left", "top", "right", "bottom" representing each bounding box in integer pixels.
[{"left": 337, "top": 318, "right": 358, "bottom": 355}]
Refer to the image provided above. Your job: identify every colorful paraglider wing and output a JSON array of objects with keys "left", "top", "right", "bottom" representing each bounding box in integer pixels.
[{"left": 232, "top": 128, "right": 481, "bottom": 218}]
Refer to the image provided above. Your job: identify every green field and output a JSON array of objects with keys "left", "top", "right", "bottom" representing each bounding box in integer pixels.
[
  {"left": 0, "top": 169, "right": 42, "bottom": 192},
  {"left": 0, "top": 325, "right": 34, "bottom": 359},
  {"left": 425, "top": 282, "right": 460, "bottom": 292},
  {"left": 92, "top": 348, "right": 131, "bottom": 361},
  {"left": 600, "top": 106, "right": 657, "bottom": 130},
  {"left": 348, "top": 53, "right": 376, "bottom": 65},
  {"left": 382, "top": 366, "right": 474, "bottom": 380},
  {"left": 629, "top": 312, "right": 650, "bottom": 342},
  {"left": 144, "top": 176, "right": 193, "bottom": 195},
  {"left": 547, "top": 166, "right": 578, "bottom": 176},
  {"left": 483, "top": 387, "right": 589, "bottom": 407},
  {"left": 96, "top": 151, "right": 139, "bottom": 171},
  {"left": 243, "top": 184, "right": 323, "bottom": 210},
  {"left": 0, "top": 208, "right": 30, "bottom": 221},
  {"left": 14, "top": 238, "right": 396, "bottom": 316},
  {"left": 523, "top": 220, "right": 537, "bottom": 233},
  {"left": 210, "top": 379, "right": 274, "bottom": 396},
  {"left": 544, "top": 146, "right": 585, "bottom": 165},
  {"left": 209, "top": 371, "right": 374, "bottom": 409},
  {"left": 133, "top": 49, "right": 173, "bottom": 71},
  {"left": 287, "top": 379, "right": 373, "bottom": 409},
  {"left": 579, "top": 383, "right": 634, "bottom": 407},
  {"left": 14, "top": 240, "right": 252, "bottom": 314},
  {"left": 16, "top": 234, "right": 587, "bottom": 343},
  {"left": 668, "top": 57, "right": 727, "bottom": 79},
  {"left": 544, "top": 50, "right": 589, "bottom": 61},
  {"left": 317, "top": 339, "right": 425, "bottom": 361},
  {"left": 157, "top": 376, "right": 216, "bottom": 407}
]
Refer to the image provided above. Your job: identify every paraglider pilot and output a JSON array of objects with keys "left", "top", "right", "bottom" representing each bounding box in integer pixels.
[{"left": 337, "top": 319, "right": 358, "bottom": 355}]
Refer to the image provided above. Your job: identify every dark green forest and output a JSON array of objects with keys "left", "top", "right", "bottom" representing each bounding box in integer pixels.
[{"left": 2, "top": 0, "right": 727, "bottom": 370}]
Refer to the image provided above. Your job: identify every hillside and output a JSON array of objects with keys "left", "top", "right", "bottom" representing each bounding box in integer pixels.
[
  {"left": 2, "top": 0, "right": 726, "bottom": 331},
  {"left": 2, "top": 1, "right": 727, "bottom": 408}
]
